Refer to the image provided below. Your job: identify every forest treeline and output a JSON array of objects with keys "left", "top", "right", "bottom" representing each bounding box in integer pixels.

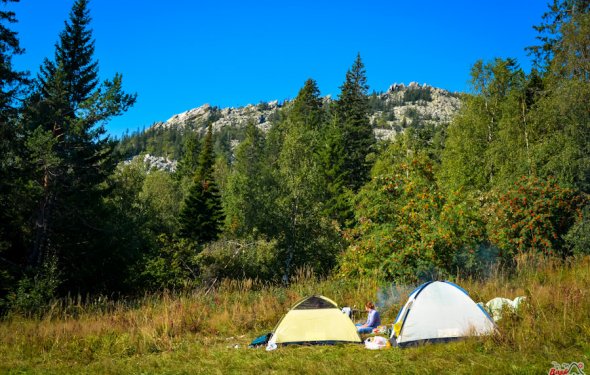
[{"left": 0, "top": 0, "right": 589, "bottom": 316}]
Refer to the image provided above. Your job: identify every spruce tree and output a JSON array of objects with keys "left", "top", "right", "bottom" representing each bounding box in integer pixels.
[
  {"left": 175, "top": 132, "right": 201, "bottom": 180},
  {"left": 290, "top": 78, "right": 323, "bottom": 130},
  {"left": 335, "top": 53, "right": 375, "bottom": 192},
  {"left": 37, "top": 0, "right": 98, "bottom": 106},
  {"left": 23, "top": 0, "right": 136, "bottom": 292},
  {"left": 322, "top": 54, "right": 374, "bottom": 226},
  {"left": 179, "top": 124, "right": 224, "bottom": 245}
]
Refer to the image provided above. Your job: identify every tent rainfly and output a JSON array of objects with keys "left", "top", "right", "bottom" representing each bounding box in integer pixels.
[
  {"left": 391, "top": 281, "right": 495, "bottom": 347},
  {"left": 266, "top": 295, "right": 361, "bottom": 349}
]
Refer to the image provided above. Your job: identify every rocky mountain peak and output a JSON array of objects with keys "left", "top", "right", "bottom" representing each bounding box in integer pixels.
[{"left": 150, "top": 82, "right": 461, "bottom": 141}]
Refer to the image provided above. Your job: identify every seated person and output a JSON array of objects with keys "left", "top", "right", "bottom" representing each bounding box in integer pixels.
[{"left": 356, "top": 301, "right": 381, "bottom": 334}]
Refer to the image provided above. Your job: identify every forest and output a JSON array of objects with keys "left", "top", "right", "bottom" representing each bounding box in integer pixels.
[{"left": 0, "top": 0, "right": 589, "bottom": 320}]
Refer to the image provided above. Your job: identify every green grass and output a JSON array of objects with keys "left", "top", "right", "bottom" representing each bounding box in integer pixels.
[{"left": 1, "top": 258, "right": 589, "bottom": 374}]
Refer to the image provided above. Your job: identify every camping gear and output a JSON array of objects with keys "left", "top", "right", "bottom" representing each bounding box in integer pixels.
[
  {"left": 390, "top": 281, "right": 495, "bottom": 347},
  {"left": 265, "top": 295, "right": 362, "bottom": 350},
  {"left": 372, "top": 325, "right": 389, "bottom": 335},
  {"left": 341, "top": 306, "right": 352, "bottom": 319},
  {"left": 485, "top": 296, "right": 526, "bottom": 321},
  {"left": 248, "top": 332, "right": 272, "bottom": 348},
  {"left": 364, "top": 336, "right": 390, "bottom": 350}
]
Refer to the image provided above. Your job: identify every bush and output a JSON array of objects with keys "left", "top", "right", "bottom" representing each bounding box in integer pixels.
[
  {"left": 339, "top": 155, "right": 486, "bottom": 282},
  {"left": 564, "top": 204, "right": 590, "bottom": 255},
  {"left": 7, "top": 256, "right": 61, "bottom": 317},
  {"left": 488, "top": 176, "right": 586, "bottom": 260},
  {"left": 140, "top": 235, "right": 200, "bottom": 290},
  {"left": 197, "top": 238, "right": 280, "bottom": 282}
]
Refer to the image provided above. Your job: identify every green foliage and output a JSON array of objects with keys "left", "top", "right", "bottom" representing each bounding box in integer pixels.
[
  {"left": 526, "top": 0, "right": 590, "bottom": 69},
  {"left": 403, "top": 86, "right": 432, "bottom": 103},
  {"left": 339, "top": 150, "right": 485, "bottom": 282},
  {"left": 531, "top": 77, "right": 590, "bottom": 192},
  {"left": 14, "top": 0, "right": 136, "bottom": 295},
  {"left": 2, "top": 0, "right": 590, "bottom": 306},
  {"left": 290, "top": 78, "right": 324, "bottom": 129},
  {"left": 333, "top": 53, "right": 375, "bottom": 192},
  {"left": 223, "top": 122, "right": 278, "bottom": 238},
  {"left": 0, "top": 0, "right": 27, "bottom": 118},
  {"left": 140, "top": 170, "right": 181, "bottom": 234},
  {"left": 196, "top": 124, "right": 215, "bottom": 181},
  {"left": 320, "top": 117, "right": 354, "bottom": 226},
  {"left": 116, "top": 126, "right": 185, "bottom": 160},
  {"left": 179, "top": 125, "right": 224, "bottom": 246},
  {"left": 6, "top": 255, "right": 60, "bottom": 317},
  {"left": 140, "top": 235, "right": 199, "bottom": 290},
  {"left": 488, "top": 177, "right": 585, "bottom": 259},
  {"left": 275, "top": 118, "right": 342, "bottom": 278},
  {"left": 440, "top": 58, "right": 528, "bottom": 193},
  {"left": 179, "top": 180, "right": 224, "bottom": 245},
  {"left": 319, "top": 55, "right": 376, "bottom": 229},
  {"left": 97, "top": 159, "right": 151, "bottom": 292},
  {"left": 197, "top": 238, "right": 280, "bottom": 281},
  {"left": 214, "top": 124, "right": 245, "bottom": 163},
  {"left": 271, "top": 81, "right": 344, "bottom": 278},
  {"left": 564, "top": 205, "right": 590, "bottom": 255}
]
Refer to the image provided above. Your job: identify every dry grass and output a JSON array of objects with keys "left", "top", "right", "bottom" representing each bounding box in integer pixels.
[{"left": 1, "top": 257, "right": 589, "bottom": 374}]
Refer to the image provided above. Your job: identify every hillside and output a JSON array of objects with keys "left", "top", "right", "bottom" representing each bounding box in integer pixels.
[{"left": 116, "top": 82, "right": 461, "bottom": 162}]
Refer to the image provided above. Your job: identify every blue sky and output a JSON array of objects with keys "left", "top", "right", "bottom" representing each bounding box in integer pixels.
[{"left": 11, "top": 1, "right": 548, "bottom": 137}]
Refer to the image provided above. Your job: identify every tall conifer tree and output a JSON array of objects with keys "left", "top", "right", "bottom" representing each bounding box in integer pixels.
[
  {"left": 23, "top": 0, "right": 136, "bottom": 292},
  {"left": 336, "top": 53, "right": 374, "bottom": 192},
  {"left": 0, "top": 0, "right": 29, "bottom": 295},
  {"left": 322, "top": 54, "right": 374, "bottom": 226},
  {"left": 179, "top": 124, "right": 224, "bottom": 245}
]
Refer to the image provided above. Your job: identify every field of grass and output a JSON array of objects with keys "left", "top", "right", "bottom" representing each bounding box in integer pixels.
[{"left": 1, "top": 258, "right": 589, "bottom": 374}]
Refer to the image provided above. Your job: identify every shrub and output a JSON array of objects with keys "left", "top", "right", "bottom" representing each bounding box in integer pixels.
[
  {"left": 7, "top": 255, "right": 61, "bottom": 317},
  {"left": 339, "top": 155, "right": 486, "bottom": 282},
  {"left": 564, "top": 204, "right": 590, "bottom": 255},
  {"left": 197, "top": 238, "right": 280, "bottom": 282},
  {"left": 140, "top": 235, "right": 200, "bottom": 290},
  {"left": 488, "top": 176, "right": 586, "bottom": 260}
]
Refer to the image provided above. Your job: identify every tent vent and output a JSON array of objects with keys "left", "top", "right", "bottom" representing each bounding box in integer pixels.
[{"left": 294, "top": 296, "right": 336, "bottom": 310}]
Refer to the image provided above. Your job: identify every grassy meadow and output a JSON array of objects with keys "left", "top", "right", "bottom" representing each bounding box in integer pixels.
[{"left": 1, "top": 257, "right": 589, "bottom": 374}]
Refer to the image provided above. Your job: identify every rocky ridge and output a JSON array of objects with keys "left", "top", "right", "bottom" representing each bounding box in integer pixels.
[
  {"left": 371, "top": 82, "right": 461, "bottom": 140},
  {"left": 124, "top": 154, "right": 178, "bottom": 173},
  {"left": 151, "top": 82, "right": 461, "bottom": 141}
]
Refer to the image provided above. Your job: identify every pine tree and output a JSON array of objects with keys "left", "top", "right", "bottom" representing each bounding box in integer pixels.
[
  {"left": 23, "top": 0, "right": 136, "bottom": 292},
  {"left": 179, "top": 124, "right": 224, "bottom": 245}
]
